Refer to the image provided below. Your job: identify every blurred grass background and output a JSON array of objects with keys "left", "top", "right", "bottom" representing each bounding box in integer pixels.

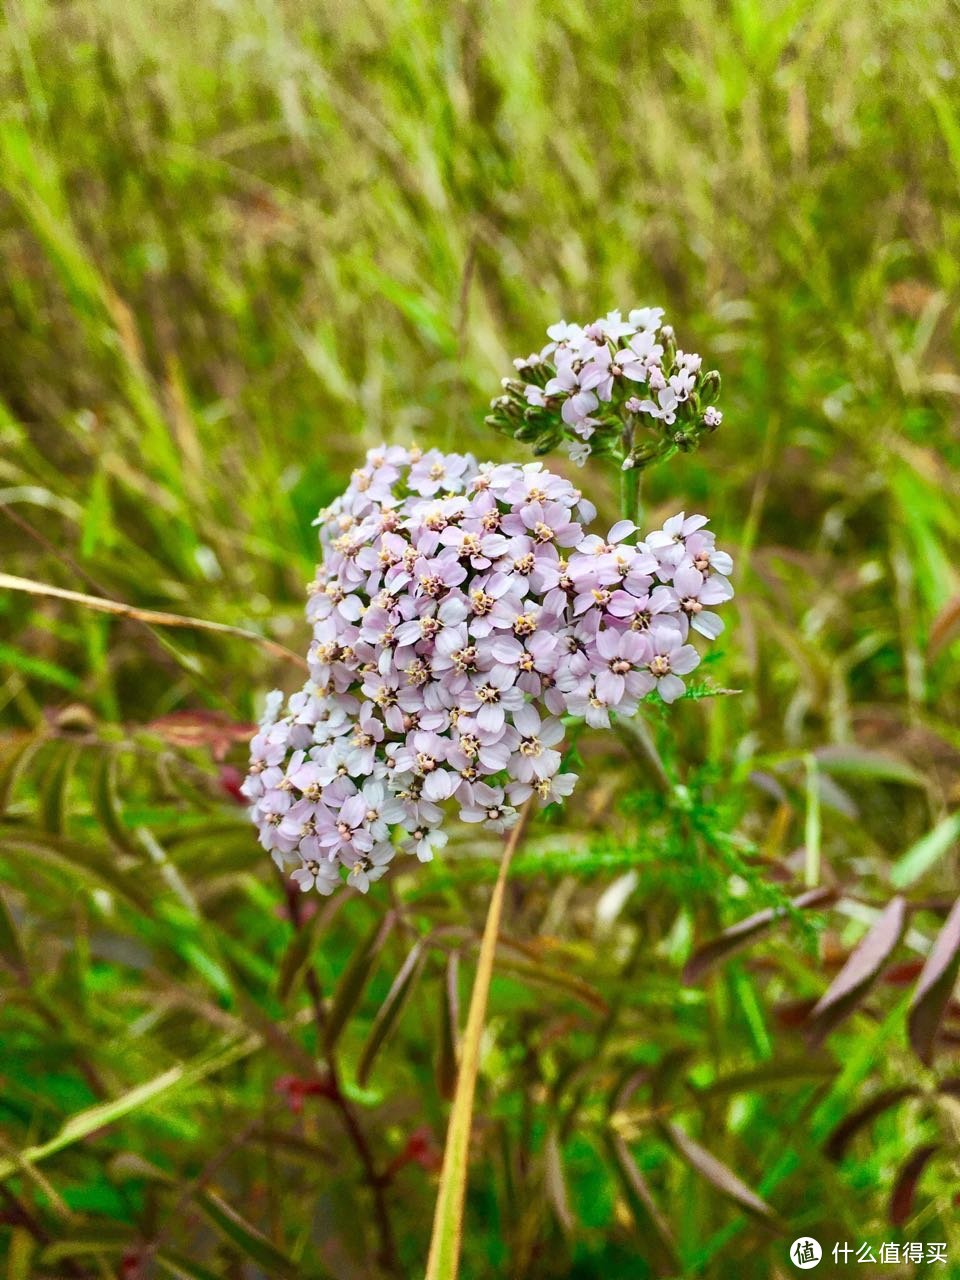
[{"left": 1, "top": 0, "right": 960, "bottom": 1276}]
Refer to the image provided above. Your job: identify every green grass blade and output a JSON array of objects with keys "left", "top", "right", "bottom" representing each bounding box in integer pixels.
[
  {"left": 0, "top": 1033, "right": 260, "bottom": 1181},
  {"left": 890, "top": 813, "right": 960, "bottom": 889}
]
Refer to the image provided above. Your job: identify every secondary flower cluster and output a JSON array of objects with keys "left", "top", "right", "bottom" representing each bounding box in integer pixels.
[
  {"left": 486, "top": 308, "right": 722, "bottom": 470},
  {"left": 244, "top": 446, "right": 734, "bottom": 895}
]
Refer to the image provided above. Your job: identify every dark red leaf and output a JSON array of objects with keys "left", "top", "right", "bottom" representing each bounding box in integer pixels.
[
  {"left": 773, "top": 996, "right": 819, "bottom": 1029},
  {"left": 825, "top": 1086, "right": 918, "bottom": 1161},
  {"left": 683, "top": 887, "right": 835, "bottom": 984},
  {"left": 883, "top": 960, "right": 924, "bottom": 986},
  {"left": 908, "top": 897, "right": 960, "bottom": 1065},
  {"left": 890, "top": 1144, "right": 939, "bottom": 1227},
  {"left": 807, "top": 897, "right": 907, "bottom": 1046}
]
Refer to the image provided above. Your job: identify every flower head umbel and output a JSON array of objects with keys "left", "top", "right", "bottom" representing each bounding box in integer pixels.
[
  {"left": 246, "top": 444, "right": 734, "bottom": 895},
  {"left": 489, "top": 307, "right": 722, "bottom": 472}
]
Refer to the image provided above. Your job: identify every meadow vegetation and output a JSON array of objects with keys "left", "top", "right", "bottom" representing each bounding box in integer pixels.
[{"left": 1, "top": 1, "right": 959, "bottom": 1276}]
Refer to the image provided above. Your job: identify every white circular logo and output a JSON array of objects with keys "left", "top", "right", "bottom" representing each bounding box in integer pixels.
[{"left": 790, "top": 1238, "right": 822, "bottom": 1269}]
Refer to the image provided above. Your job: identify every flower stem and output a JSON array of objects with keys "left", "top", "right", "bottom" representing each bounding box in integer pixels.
[
  {"left": 618, "top": 423, "right": 643, "bottom": 526},
  {"left": 620, "top": 463, "right": 640, "bottom": 526},
  {"left": 424, "top": 800, "right": 533, "bottom": 1280},
  {"left": 284, "top": 879, "right": 400, "bottom": 1275}
]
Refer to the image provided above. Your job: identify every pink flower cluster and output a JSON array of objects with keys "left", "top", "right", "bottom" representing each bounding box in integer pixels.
[
  {"left": 490, "top": 308, "right": 723, "bottom": 470},
  {"left": 244, "top": 447, "right": 733, "bottom": 894},
  {"left": 530, "top": 312, "right": 712, "bottom": 454}
]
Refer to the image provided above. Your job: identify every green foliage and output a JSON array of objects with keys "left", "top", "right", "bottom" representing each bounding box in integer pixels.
[{"left": 1, "top": 0, "right": 960, "bottom": 1275}]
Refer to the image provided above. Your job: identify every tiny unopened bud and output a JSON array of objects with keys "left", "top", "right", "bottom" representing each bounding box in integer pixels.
[
  {"left": 533, "top": 429, "right": 562, "bottom": 456},
  {"left": 485, "top": 414, "right": 511, "bottom": 433},
  {"left": 700, "top": 370, "right": 721, "bottom": 404}
]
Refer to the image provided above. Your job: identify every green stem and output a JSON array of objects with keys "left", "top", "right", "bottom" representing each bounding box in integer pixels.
[{"left": 620, "top": 462, "right": 640, "bottom": 526}]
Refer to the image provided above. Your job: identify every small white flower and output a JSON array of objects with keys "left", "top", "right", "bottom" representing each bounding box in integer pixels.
[{"left": 564, "top": 441, "right": 592, "bottom": 467}]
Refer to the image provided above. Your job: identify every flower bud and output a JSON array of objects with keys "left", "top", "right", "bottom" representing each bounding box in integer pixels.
[
  {"left": 533, "top": 428, "right": 563, "bottom": 455},
  {"left": 699, "top": 370, "right": 721, "bottom": 404},
  {"left": 514, "top": 420, "right": 543, "bottom": 443}
]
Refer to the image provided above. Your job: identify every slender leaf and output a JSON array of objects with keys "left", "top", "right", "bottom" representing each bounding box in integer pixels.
[
  {"left": 437, "top": 951, "right": 460, "bottom": 1101},
  {"left": 0, "top": 1032, "right": 260, "bottom": 1180},
  {"left": 0, "top": 733, "right": 44, "bottom": 815},
  {"left": 40, "top": 1229, "right": 130, "bottom": 1262},
  {"left": 93, "top": 746, "right": 138, "bottom": 854},
  {"left": 929, "top": 595, "right": 960, "bottom": 656},
  {"left": 889, "top": 1143, "right": 939, "bottom": 1227},
  {"left": 814, "top": 744, "right": 927, "bottom": 789},
  {"left": 277, "top": 905, "right": 325, "bottom": 1001},
  {"left": 825, "top": 1086, "right": 919, "bottom": 1160},
  {"left": 324, "top": 910, "right": 396, "bottom": 1050},
  {"left": 496, "top": 949, "right": 609, "bottom": 1013},
  {"left": 0, "top": 641, "right": 81, "bottom": 691},
  {"left": 0, "top": 824, "right": 155, "bottom": 911},
  {"left": 604, "top": 1130, "right": 680, "bottom": 1276},
  {"left": 695, "top": 1058, "right": 834, "bottom": 1098},
  {"left": 890, "top": 814, "right": 960, "bottom": 889},
  {"left": 40, "top": 740, "right": 80, "bottom": 835},
  {"left": 196, "top": 1190, "right": 303, "bottom": 1279},
  {"left": 156, "top": 1253, "right": 224, "bottom": 1280},
  {"left": 808, "top": 897, "right": 907, "bottom": 1045},
  {"left": 0, "top": 886, "right": 26, "bottom": 977},
  {"left": 663, "top": 1122, "right": 777, "bottom": 1222},
  {"left": 357, "top": 939, "right": 426, "bottom": 1085},
  {"left": 683, "top": 887, "right": 834, "bottom": 983},
  {"left": 908, "top": 897, "right": 960, "bottom": 1064},
  {"left": 544, "top": 1126, "right": 573, "bottom": 1236}
]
